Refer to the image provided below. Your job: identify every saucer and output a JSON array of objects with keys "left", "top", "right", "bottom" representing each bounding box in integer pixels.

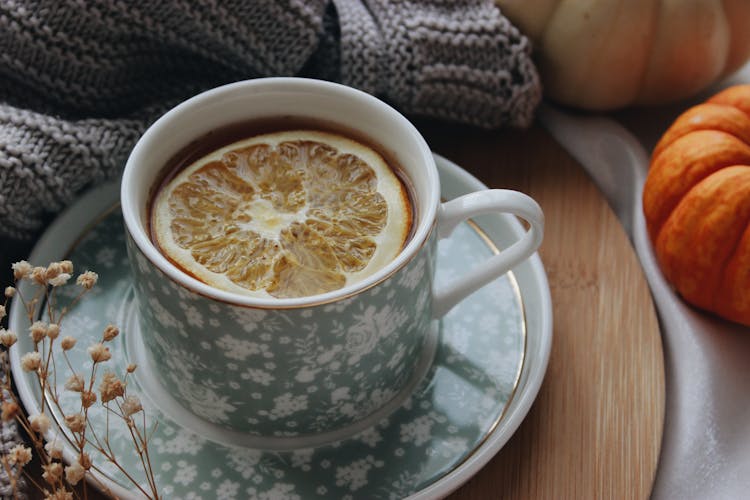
[{"left": 9, "top": 154, "right": 552, "bottom": 499}]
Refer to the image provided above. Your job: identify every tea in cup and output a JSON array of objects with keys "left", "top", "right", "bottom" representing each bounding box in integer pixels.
[
  {"left": 121, "top": 78, "right": 544, "bottom": 438},
  {"left": 149, "top": 128, "right": 414, "bottom": 299}
]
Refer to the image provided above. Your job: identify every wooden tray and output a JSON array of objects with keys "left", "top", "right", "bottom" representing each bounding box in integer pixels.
[{"left": 418, "top": 122, "right": 665, "bottom": 499}]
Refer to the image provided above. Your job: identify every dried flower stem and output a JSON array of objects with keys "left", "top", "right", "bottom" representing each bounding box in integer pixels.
[
  {"left": 1, "top": 337, "right": 53, "bottom": 498},
  {"left": 1, "top": 261, "right": 160, "bottom": 499},
  {"left": 89, "top": 410, "right": 156, "bottom": 499},
  {"left": 0, "top": 450, "right": 20, "bottom": 500}
]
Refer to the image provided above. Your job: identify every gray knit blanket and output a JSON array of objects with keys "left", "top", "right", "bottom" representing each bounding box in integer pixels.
[
  {"left": 0, "top": 2, "right": 538, "bottom": 493},
  {"left": 0, "top": 0, "right": 540, "bottom": 241}
]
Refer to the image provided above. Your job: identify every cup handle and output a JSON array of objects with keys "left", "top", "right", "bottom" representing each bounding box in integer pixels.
[{"left": 432, "top": 189, "right": 544, "bottom": 318}]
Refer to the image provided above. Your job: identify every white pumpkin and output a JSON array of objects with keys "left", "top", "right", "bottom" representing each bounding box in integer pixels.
[{"left": 497, "top": 0, "right": 750, "bottom": 109}]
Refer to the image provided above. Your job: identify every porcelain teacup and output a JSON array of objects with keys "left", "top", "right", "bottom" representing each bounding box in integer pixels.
[{"left": 120, "top": 78, "right": 544, "bottom": 437}]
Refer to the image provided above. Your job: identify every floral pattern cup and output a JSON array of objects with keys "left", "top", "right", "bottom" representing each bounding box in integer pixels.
[{"left": 121, "top": 78, "right": 544, "bottom": 437}]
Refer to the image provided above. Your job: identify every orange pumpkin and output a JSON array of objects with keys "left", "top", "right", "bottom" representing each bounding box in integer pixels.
[{"left": 643, "top": 84, "right": 750, "bottom": 327}]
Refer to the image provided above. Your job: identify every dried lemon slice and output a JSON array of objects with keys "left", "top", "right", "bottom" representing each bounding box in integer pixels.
[{"left": 151, "top": 130, "right": 412, "bottom": 299}]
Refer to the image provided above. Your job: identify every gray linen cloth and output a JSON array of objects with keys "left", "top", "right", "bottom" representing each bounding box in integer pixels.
[{"left": 0, "top": 0, "right": 541, "bottom": 496}]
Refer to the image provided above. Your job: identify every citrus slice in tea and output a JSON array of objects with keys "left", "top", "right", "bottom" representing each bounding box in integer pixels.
[{"left": 151, "top": 130, "right": 413, "bottom": 299}]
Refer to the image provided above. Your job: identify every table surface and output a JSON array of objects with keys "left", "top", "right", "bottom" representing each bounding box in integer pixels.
[
  {"left": 1, "top": 120, "right": 666, "bottom": 499},
  {"left": 419, "top": 121, "right": 665, "bottom": 499}
]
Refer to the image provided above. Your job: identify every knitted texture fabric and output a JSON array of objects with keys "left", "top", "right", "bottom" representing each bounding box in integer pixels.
[
  {"left": 336, "top": 0, "right": 540, "bottom": 127},
  {"left": 0, "top": 0, "right": 541, "bottom": 241},
  {"left": 0, "top": 2, "right": 540, "bottom": 495}
]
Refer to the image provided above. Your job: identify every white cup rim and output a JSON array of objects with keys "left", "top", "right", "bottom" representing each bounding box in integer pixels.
[{"left": 121, "top": 77, "right": 440, "bottom": 308}]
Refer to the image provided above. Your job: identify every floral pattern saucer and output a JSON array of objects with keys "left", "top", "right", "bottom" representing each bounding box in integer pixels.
[{"left": 10, "top": 155, "right": 552, "bottom": 499}]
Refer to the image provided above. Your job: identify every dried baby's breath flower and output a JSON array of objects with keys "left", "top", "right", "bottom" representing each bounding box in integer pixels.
[
  {"left": 48, "top": 273, "right": 71, "bottom": 287},
  {"left": 0, "top": 329, "right": 18, "bottom": 348},
  {"left": 81, "top": 391, "right": 97, "bottom": 408},
  {"left": 59, "top": 260, "right": 74, "bottom": 274},
  {"left": 45, "top": 489, "right": 74, "bottom": 500},
  {"left": 45, "top": 262, "right": 63, "bottom": 280},
  {"left": 46, "top": 323, "right": 60, "bottom": 340},
  {"left": 64, "top": 461, "right": 85, "bottom": 485},
  {"left": 102, "top": 324, "right": 119, "bottom": 342},
  {"left": 76, "top": 270, "right": 98, "bottom": 290},
  {"left": 31, "top": 266, "right": 47, "bottom": 285},
  {"left": 1, "top": 401, "right": 19, "bottom": 421},
  {"left": 45, "top": 490, "right": 73, "bottom": 500},
  {"left": 121, "top": 395, "right": 143, "bottom": 417},
  {"left": 99, "top": 372, "right": 125, "bottom": 403},
  {"left": 44, "top": 437, "right": 63, "bottom": 460},
  {"left": 20, "top": 351, "right": 42, "bottom": 371},
  {"left": 64, "top": 413, "right": 85, "bottom": 433},
  {"left": 8, "top": 444, "right": 32, "bottom": 466},
  {"left": 29, "top": 321, "right": 48, "bottom": 343},
  {"left": 60, "top": 335, "right": 76, "bottom": 351},
  {"left": 4, "top": 260, "right": 160, "bottom": 498},
  {"left": 11, "top": 260, "right": 32, "bottom": 280},
  {"left": 42, "top": 462, "right": 63, "bottom": 484},
  {"left": 29, "top": 413, "right": 51, "bottom": 434},
  {"left": 64, "top": 374, "right": 84, "bottom": 392},
  {"left": 88, "top": 342, "right": 111, "bottom": 363}
]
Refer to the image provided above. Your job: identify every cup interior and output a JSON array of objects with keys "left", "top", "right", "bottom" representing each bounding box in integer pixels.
[{"left": 121, "top": 78, "right": 439, "bottom": 307}]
